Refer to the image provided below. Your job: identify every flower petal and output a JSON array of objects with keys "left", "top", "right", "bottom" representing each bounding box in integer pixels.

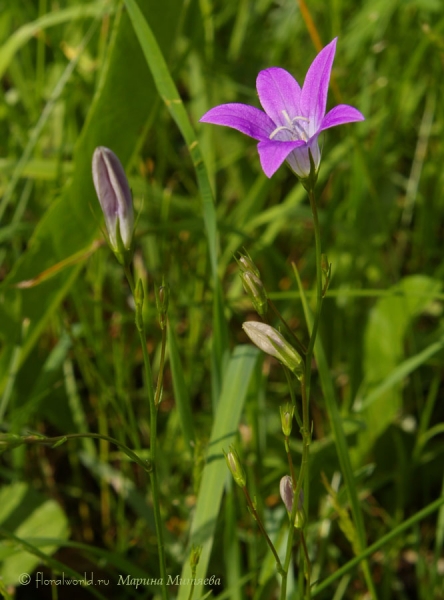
[
  {"left": 300, "top": 38, "right": 337, "bottom": 133},
  {"left": 256, "top": 68, "right": 302, "bottom": 127},
  {"left": 257, "top": 139, "right": 305, "bottom": 178},
  {"left": 285, "top": 137, "right": 321, "bottom": 179},
  {"left": 319, "top": 104, "right": 365, "bottom": 132},
  {"left": 200, "top": 103, "right": 274, "bottom": 140}
]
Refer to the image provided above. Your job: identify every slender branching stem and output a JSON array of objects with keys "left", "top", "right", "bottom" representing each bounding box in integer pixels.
[
  {"left": 280, "top": 373, "right": 311, "bottom": 600},
  {"left": 124, "top": 267, "right": 169, "bottom": 600},
  {"left": 304, "top": 186, "right": 324, "bottom": 403},
  {"left": 281, "top": 181, "right": 322, "bottom": 599}
]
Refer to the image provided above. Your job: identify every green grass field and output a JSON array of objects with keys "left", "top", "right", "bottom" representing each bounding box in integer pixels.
[{"left": 0, "top": 1, "right": 443, "bottom": 598}]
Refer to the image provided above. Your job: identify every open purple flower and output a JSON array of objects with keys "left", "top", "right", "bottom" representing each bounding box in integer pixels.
[{"left": 200, "top": 38, "right": 364, "bottom": 179}]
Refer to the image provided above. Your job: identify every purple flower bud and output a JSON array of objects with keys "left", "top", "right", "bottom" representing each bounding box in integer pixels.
[
  {"left": 92, "top": 147, "right": 134, "bottom": 255},
  {"left": 280, "top": 475, "right": 306, "bottom": 528}
]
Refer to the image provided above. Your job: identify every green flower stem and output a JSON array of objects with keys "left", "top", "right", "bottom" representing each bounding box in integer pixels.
[
  {"left": 281, "top": 181, "right": 322, "bottom": 600},
  {"left": 124, "top": 268, "right": 169, "bottom": 600},
  {"left": 300, "top": 531, "right": 312, "bottom": 599},
  {"left": 187, "top": 557, "right": 198, "bottom": 600},
  {"left": 283, "top": 183, "right": 321, "bottom": 599},
  {"left": 305, "top": 186, "right": 324, "bottom": 402},
  {"left": 298, "top": 182, "right": 377, "bottom": 599},
  {"left": 242, "top": 486, "right": 284, "bottom": 576},
  {"left": 283, "top": 367, "right": 303, "bottom": 429},
  {"left": 281, "top": 373, "right": 311, "bottom": 600},
  {"left": 281, "top": 182, "right": 323, "bottom": 600}
]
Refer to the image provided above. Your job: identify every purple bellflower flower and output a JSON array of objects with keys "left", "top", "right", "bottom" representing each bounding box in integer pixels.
[
  {"left": 92, "top": 147, "right": 134, "bottom": 261},
  {"left": 200, "top": 38, "right": 364, "bottom": 179}
]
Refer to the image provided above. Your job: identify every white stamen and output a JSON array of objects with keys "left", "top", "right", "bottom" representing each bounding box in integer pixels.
[
  {"left": 281, "top": 110, "right": 293, "bottom": 125},
  {"left": 270, "top": 125, "right": 294, "bottom": 139}
]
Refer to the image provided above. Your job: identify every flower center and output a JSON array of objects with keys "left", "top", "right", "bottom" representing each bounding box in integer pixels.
[{"left": 269, "top": 110, "right": 310, "bottom": 142}]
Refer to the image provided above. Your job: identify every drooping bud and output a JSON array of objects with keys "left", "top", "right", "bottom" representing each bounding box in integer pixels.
[
  {"left": 224, "top": 446, "right": 246, "bottom": 488},
  {"left": 155, "top": 283, "right": 169, "bottom": 330},
  {"left": 240, "top": 271, "right": 268, "bottom": 317},
  {"left": 92, "top": 146, "right": 134, "bottom": 263},
  {"left": 242, "top": 321, "right": 303, "bottom": 378},
  {"left": 279, "top": 475, "right": 306, "bottom": 529},
  {"left": 280, "top": 403, "right": 295, "bottom": 437}
]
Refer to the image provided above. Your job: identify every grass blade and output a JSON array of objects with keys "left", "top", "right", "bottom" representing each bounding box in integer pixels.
[
  {"left": 177, "top": 345, "right": 259, "bottom": 599},
  {"left": 123, "top": 0, "right": 230, "bottom": 401}
]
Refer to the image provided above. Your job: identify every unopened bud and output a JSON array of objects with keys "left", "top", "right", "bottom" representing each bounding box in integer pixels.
[
  {"left": 189, "top": 545, "right": 202, "bottom": 569},
  {"left": 240, "top": 271, "right": 268, "bottom": 317},
  {"left": 92, "top": 146, "right": 134, "bottom": 263},
  {"left": 236, "top": 250, "right": 260, "bottom": 278},
  {"left": 224, "top": 446, "right": 246, "bottom": 488},
  {"left": 242, "top": 322, "right": 303, "bottom": 378},
  {"left": 280, "top": 403, "right": 295, "bottom": 437},
  {"left": 279, "top": 475, "right": 306, "bottom": 529},
  {"left": 155, "top": 283, "right": 169, "bottom": 329}
]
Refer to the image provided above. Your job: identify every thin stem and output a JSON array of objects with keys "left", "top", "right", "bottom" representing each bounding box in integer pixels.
[
  {"left": 283, "top": 366, "right": 303, "bottom": 429},
  {"left": 124, "top": 267, "right": 169, "bottom": 600},
  {"left": 281, "top": 374, "right": 311, "bottom": 600},
  {"left": 242, "top": 486, "right": 284, "bottom": 575},
  {"left": 290, "top": 183, "right": 322, "bottom": 599},
  {"left": 300, "top": 531, "right": 312, "bottom": 600},
  {"left": 305, "top": 187, "right": 324, "bottom": 402},
  {"left": 281, "top": 182, "right": 321, "bottom": 600}
]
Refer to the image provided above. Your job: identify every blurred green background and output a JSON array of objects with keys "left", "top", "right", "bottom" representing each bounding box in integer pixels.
[{"left": 0, "top": 0, "right": 443, "bottom": 598}]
